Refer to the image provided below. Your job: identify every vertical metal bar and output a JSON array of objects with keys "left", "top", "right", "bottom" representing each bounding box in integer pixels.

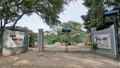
[
  {"left": 114, "top": 23, "right": 119, "bottom": 60},
  {"left": 1, "top": 30, "right": 4, "bottom": 55},
  {"left": 112, "top": 25, "right": 117, "bottom": 59},
  {"left": 114, "top": 12, "right": 119, "bottom": 60},
  {"left": 66, "top": 33, "right": 68, "bottom": 52},
  {"left": 65, "top": 32, "right": 69, "bottom": 52}
]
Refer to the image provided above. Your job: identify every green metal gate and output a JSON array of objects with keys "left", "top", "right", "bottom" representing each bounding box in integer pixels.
[{"left": 23, "top": 34, "right": 29, "bottom": 52}]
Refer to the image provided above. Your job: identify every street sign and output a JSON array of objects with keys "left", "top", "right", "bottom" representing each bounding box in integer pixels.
[
  {"left": 62, "top": 28, "right": 71, "bottom": 33},
  {"left": 62, "top": 28, "right": 71, "bottom": 52},
  {"left": 105, "top": 10, "right": 119, "bottom": 15},
  {"left": 104, "top": 14, "right": 117, "bottom": 23},
  {"left": 97, "top": 10, "right": 119, "bottom": 31},
  {"left": 104, "top": 10, "right": 118, "bottom": 24}
]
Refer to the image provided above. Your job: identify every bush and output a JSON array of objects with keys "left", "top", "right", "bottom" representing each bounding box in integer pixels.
[{"left": 93, "top": 43, "right": 98, "bottom": 49}]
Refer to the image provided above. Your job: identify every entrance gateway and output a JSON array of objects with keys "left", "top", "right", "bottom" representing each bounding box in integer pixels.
[
  {"left": 91, "top": 10, "right": 120, "bottom": 59},
  {"left": 91, "top": 26, "right": 117, "bottom": 58},
  {"left": 0, "top": 27, "right": 29, "bottom": 56}
]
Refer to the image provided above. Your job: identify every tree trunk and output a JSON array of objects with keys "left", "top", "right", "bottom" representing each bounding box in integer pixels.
[
  {"left": 0, "top": 19, "right": 5, "bottom": 54},
  {"left": 12, "top": 13, "right": 25, "bottom": 29}
]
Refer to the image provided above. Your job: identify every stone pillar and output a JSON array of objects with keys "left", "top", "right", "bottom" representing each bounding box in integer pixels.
[
  {"left": 38, "top": 29, "right": 44, "bottom": 52},
  {"left": 91, "top": 28, "right": 96, "bottom": 52}
]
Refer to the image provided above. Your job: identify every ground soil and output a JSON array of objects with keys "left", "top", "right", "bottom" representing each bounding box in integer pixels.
[{"left": 0, "top": 43, "right": 119, "bottom": 68}]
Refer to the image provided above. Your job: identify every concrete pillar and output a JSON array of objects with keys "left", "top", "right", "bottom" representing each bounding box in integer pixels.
[
  {"left": 91, "top": 28, "right": 96, "bottom": 52},
  {"left": 38, "top": 29, "right": 44, "bottom": 52}
]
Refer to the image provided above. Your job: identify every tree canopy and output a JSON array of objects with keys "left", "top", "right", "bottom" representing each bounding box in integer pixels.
[
  {"left": 0, "top": 0, "right": 75, "bottom": 49},
  {"left": 44, "top": 21, "right": 88, "bottom": 43},
  {"left": 61, "top": 21, "right": 88, "bottom": 43},
  {"left": 0, "top": 0, "right": 75, "bottom": 30},
  {"left": 82, "top": 0, "right": 120, "bottom": 32}
]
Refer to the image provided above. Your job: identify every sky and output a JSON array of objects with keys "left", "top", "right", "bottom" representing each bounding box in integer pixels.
[{"left": 16, "top": 0, "right": 88, "bottom": 33}]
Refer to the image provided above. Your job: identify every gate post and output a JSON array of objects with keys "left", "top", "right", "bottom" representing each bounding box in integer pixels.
[
  {"left": 38, "top": 29, "right": 44, "bottom": 52},
  {"left": 62, "top": 28, "right": 71, "bottom": 52},
  {"left": 91, "top": 28, "right": 96, "bottom": 53},
  {"left": 104, "top": 10, "right": 119, "bottom": 60}
]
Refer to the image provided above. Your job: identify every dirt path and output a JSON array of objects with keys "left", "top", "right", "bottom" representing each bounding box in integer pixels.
[
  {"left": 0, "top": 43, "right": 119, "bottom": 68},
  {"left": 44, "top": 43, "right": 91, "bottom": 52},
  {"left": 0, "top": 49, "right": 119, "bottom": 68}
]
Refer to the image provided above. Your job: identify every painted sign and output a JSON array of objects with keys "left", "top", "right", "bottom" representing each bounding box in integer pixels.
[
  {"left": 5, "top": 30, "right": 24, "bottom": 48},
  {"left": 94, "top": 34, "right": 111, "bottom": 49}
]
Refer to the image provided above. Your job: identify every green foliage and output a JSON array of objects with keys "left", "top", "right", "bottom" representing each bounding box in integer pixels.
[
  {"left": 29, "top": 33, "right": 38, "bottom": 47},
  {"left": 0, "top": 0, "right": 75, "bottom": 47},
  {"left": 44, "top": 21, "right": 88, "bottom": 44},
  {"left": 57, "top": 21, "right": 88, "bottom": 43},
  {"left": 93, "top": 43, "right": 98, "bottom": 49},
  {"left": 82, "top": 0, "right": 120, "bottom": 32},
  {"left": 0, "top": 0, "right": 75, "bottom": 29},
  {"left": 44, "top": 33, "right": 58, "bottom": 44},
  {"left": 0, "top": 0, "right": 76, "bottom": 50},
  {"left": 82, "top": 0, "right": 104, "bottom": 32}
]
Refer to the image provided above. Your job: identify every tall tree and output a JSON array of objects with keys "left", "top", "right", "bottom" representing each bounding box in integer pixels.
[
  {"left": 59, "top": 21, "right": 88, "bottom": 43},
  {"left": 82, "top": 0, "right": 120, "bottom": 32},
  {"left": 44, "top": 21, "right": 88, "bottom": 44},
  {"left": 0, "top": 0, "right": 75, "bottom": 29},
  {"left": 0, "top": 0, "right": 75, "bottom": 52}
]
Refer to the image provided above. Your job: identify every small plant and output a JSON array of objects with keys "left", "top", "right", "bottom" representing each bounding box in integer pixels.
[{"left": 93, "top": 43, "right": 98, "bottom": 49}]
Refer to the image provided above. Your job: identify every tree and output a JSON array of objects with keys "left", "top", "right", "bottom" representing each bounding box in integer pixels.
[
  {"left": 0, "top": 0, "right": 75, "bottom": 52},
  {"left": 81, "top": 0, "right": 104, "bottom": 32},
  {"left": 82, "top": 0, "right": 120, "bottom": 32},
  {"left": 44, "top": 33, "right": 58, "bottom": 44},
  {"left": 44, "top": 21, "right": 88, "bottom": 44},
  {"left": 59, "top": 21, "right": 88, "bottom": 43},
  {"left": 29, "top": 33, "right": 38, "bottom": 47},
  {"left": 0, "top": 0, "right": 75, "bottom": 29}
]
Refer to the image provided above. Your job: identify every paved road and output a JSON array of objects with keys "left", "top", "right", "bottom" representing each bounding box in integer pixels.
[{"left": 0, "top": 48, "right": 119, "bottom": 68}]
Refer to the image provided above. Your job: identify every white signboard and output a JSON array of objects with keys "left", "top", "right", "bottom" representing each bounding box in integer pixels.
[
  {"left": 5, "top": 30, "right": 24, "bottom": 48},
  {"left": 94, "top": 34, "right": 111, "bottom": 49}
]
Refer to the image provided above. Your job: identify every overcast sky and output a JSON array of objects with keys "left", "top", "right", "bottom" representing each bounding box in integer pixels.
[{"left": 16, "top": 0, "right": 88, "bottom": 33}]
